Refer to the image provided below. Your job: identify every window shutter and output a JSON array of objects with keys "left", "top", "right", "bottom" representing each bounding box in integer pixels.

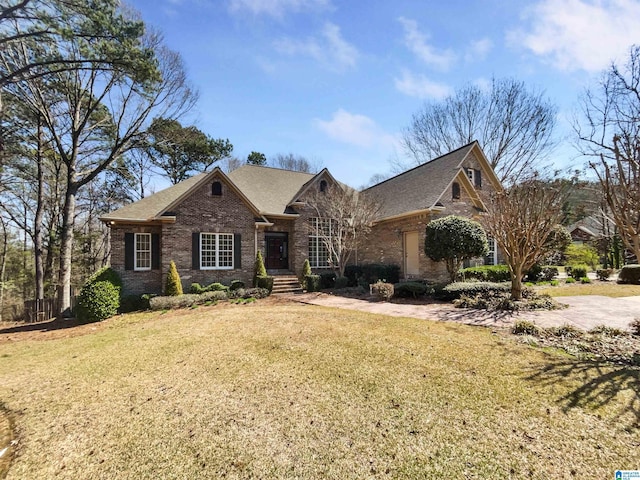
[
  {"left": 192, "top": 232, "right": 200, "bottom": 270},
  {"left": 151, "top": 234, "right": 160, "bottom": 270},
  {"left": 234, "top": 234, "right": 242, "bottom": 269},
  {"left": 475, "top": 169, "right": 482, "bottom": 188},
  {"left": 125, "top": 233, "right": 134, "bottom": 270},
  {"left": 452, "top": 182, "right": 460, "bottom": 199}
]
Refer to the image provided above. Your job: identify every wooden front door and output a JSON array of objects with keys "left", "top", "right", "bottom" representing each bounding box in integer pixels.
[
  {"left": 265, "top": 234, "right": 289, "bottom": 270},
  {"left": 404, "top": 231, "right": 420, "bottom": 277}
]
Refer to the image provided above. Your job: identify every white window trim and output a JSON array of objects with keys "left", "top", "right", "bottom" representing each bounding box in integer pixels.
[
  {"left": 200, "top": 233, "right": 234, "bottom": 270},
  {"left": 466, "top": 168, "right": 475, "bottom": 184},
  {"left": 134, "top": 233, "right": 152, "bottom": 271},
  {"left": 308, "top": 218, "right": 333, "bottom": 269},
  {"left": 486, "top": 237, "right": 498, "bottom": 265}
]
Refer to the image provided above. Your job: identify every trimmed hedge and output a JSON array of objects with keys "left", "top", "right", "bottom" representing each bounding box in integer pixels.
[
  {"left": 75, "top": 267, "right": 122, "bottom": 322},
  {"left": 305, "top": 275, "right": 321, "bottom": 292},
  {"left": 255, "top": 275, "right": 274, "bottom": 293},
  {"left": 435, "top": 282, "right": 535, "bottom": 301},
  {"left": 618, "top": 264, "right": 640, "bottom": 284},
  {"left": 119, "top": 294, "right": 152, "bottom": 313},
  {"left": 459, "top": 265, "right": 510, "bottom": 283},
  {"left": 190, "top": 282, "right": 229, "bottom": 294},
  {"left": 149, "top": 288, "right": 269, "bottom": 310},
  {"left": 320, "top": 272, "right": 336, "bottom": 289},
  {"left": 394, "top": 281, "right": 431, "bottom": 298},
  {"left": 568, "top": 264, "right": 589, "bottom": 280},
  {"left": 344, "top": 263, "right": 400, "bottom": 287},
  {"left": 230, "top": 280, "right": 245, "bottom": 290},
  {"left": 334, "top": 276, "right": 349, "bottom": 289}
]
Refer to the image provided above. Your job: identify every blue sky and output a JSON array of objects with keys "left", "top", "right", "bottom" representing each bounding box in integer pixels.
[{"left": 128, "top": 0, "right": 640, "bottom": 188}]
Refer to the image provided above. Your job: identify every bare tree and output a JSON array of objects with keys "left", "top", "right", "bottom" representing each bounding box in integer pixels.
[
  {"left": 272, "top": 153, "right": 322, "bottom": 173},
  {"left": 481, "top": 175, "right": 572, "bottom": 300},
  {"left": 575, "top": 45, "right": 640, "bottom": 261},
  {"left": 305, "top": 185, "right": 380, "bottom": 277},
  {"left": 402, "top": 78, "right": 558, "bottom": 183}
]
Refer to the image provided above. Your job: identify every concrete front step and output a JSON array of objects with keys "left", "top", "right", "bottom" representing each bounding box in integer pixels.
[{"left": 272, "top": 275, "right": 303, "bottom": 294}]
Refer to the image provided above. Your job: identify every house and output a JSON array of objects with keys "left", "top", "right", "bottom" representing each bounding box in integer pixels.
[
  {"left": 567, "top": 215, "right": 614, "bottom": 244},
  {"left": 101, "top": 141, "right": 501, "bottom": 294}
]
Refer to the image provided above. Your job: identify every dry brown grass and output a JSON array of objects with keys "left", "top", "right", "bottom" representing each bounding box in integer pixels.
[
  {"left": 538, "top": 282, "right": 640, "bottom": 297},
  {"left": 0, "top": 301, "right": 638, "bottom": 479}
]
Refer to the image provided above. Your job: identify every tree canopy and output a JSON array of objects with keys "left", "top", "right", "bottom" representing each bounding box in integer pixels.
[{"left": 402, "top": 78, "right": 558, "bottom": 183}]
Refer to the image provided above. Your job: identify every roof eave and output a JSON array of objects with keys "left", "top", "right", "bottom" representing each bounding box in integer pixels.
[{"left": 373, "top": 208, "right": 434, "bottom": 225}]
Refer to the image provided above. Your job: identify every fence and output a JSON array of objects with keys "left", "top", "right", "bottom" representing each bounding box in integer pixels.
[{"left": 22, "top": 292, "right": 77, "bottom": 323}]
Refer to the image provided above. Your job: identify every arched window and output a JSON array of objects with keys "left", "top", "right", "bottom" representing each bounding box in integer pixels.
[
  {"left": 452, "top": 182, "right": 460, "bottom": 199},
  {"left": 320, "top": 180, "right": 327, "bottom": 192},
  {"left": 212, "top": 181, "right": 222, "bottom": 196}
]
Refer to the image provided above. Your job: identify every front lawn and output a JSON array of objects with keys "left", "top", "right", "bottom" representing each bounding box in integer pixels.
[
  {"left": 538, "top": 282, "right": 640, "bottom": 297},
  {"left": 0, "top": 301, "right": 638, "bottom": 479}
]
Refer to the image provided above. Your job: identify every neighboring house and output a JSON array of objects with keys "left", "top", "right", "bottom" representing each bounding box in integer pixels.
[
  {"left": 567, "top": 215, "right": 614, "bottom": 244},
  {"left": 101, "top": 141, "right": 502, "bottom": 294}
]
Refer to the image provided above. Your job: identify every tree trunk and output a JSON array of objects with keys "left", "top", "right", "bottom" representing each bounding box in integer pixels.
[
  {"left": 0, "top": 218, "right": 7, "bottom": 322},
  {"left": 34, "top": 116, "right": 45, "bottom": 301},
  {"left": 57, "top": 182, "right": 77, "bottom": 318},
  {"left": 510, "top": 264, "right": 524, "bottom": 301}
]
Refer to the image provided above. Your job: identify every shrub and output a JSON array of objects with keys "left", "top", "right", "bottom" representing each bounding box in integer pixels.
[
  {"left": 596, "top": 268, "right": 613, "bottom": 281},
  {"left": 545, "top": 324, "right": 584, "bottom": 338},
  {"left": 565, "top": 277, "right": 576, "bottom": 284},
  {"left": 435, "top": 282, "right": 517, "bottom": 301},
  {"left": 344, "top": 263, "right": 401, "bottom": 287},
  {"left": 150, "top": 290, "right": 228, "bottom": 310},
  {"left": 320, "top": 272, "right": 336, "bottom": 289},
  {"left": 580, "top": 276, "right": 591, "bottom": 284},
  {"left": 190, "top": 282, "right": 228, "bottom": 294},
  {"left": 525, "top": 263, "right": 543, "bottom": 282},
  {"left": 302, "top": 259, "right": 312, "bottom": 278},
  {"left": 229, "top": 287, "right": 270, "bottom": 299},
  {"left": 253, "top": 251, "right": 267, "bottom": 287},
  {"left": 618, "top": 264, "right": 640, "bottom": 284},
  {"left": 230, "top": 280, "right": 245, "bottom": 291},
  {"left": 589, "top": 325, "right": 627, "bottom": 337},
  {"left": 165, "top": 260, "right": 183, "bottom": 296},
  {"left": 565, "top": 243, "right": 599, "bottom": 269},
  {"left": 255, "top": 275, "right": 274, "bottom": 293},
  {"left": 334, "top": 276, "right": 349, "bottom": 289},
  {"left": 75, "top": 267, "right": 122, "bottom": 322},
  {"left": 541, "top": 266, "right": 559, "bottom": 281},
  {"left": 371, "top": 281, "right": 394, "bottom": 301},
  {"left": 550, "top": 280, "right": 559, "bottom": 286},
  {"left": 512, "top": 320, "right": 541, "bottom": 336},
  {"left": 76, "top": 281, "right": 120, "bottom": 322},
  {"left": 305, "top": 274, "right": 321, "bottom": 292},
  {"left": 394, "top": 281, "right": 430, "bottom": 298},
  {"left": 459, "top": 265, "right": 510, "bottom": 283},
  {"left": 568, "top": 264, "right": 588, "bottom": 280},
  {"left": 630, "top": 318, "right": 640, "bottom": 336},
  {"left": 119, "top": 294, "right": 150, "bottom": 313},
  {"left": 190, "top": 282, "right": 205, "bottom": 294}
]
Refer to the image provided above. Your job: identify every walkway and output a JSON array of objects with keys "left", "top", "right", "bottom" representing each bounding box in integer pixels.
[{"left": 287, "top": 292, "right": 640, "bottom": 331}]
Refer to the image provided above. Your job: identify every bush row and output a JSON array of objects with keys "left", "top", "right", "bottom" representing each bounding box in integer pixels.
[
  {"left": 149, "top": 288, "right": 270, "bottom": 310},
  {"left": 459, "top": 265, "right": 510, "bottom": 282}
]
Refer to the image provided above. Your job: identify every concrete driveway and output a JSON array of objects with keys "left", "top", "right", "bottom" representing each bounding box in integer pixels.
[{"left": 287, "top": 292, "right": 640, "bottom": 331}]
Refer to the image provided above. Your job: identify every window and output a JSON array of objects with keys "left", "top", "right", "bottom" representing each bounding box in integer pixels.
[
  {"left": 308, "top": 218, "right": 332, "bottom": 268},
  {"left": 452, "top": 182, "right": 461, "bottom": 199},
  {"left": 212, "top": 181, "right": 222, "bottom": 196},
  {"left": 466, "top": 168, "right": 475, "bottom": 184},
  {"left": 200, "top": 233, "right": 234, "bottom": 269},
  {"left": 135, "top": 233, "right": 151, "bottom": 271},
  {"left": 320, "top": 180, "right": 328, "bottom": 192},
  {"left": 485, "top": 236, "right": 498, "bottom": 265}
]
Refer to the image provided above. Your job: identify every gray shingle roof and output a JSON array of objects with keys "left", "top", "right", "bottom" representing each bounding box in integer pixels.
[
  {"left": 227, "top": 165, "right": 316, "bottom": 215},
  {"left": 101, "top": 173, "right": 208, "bottom": 222},
  {"left": 364, "top": 142, "right": 477, "bottom": 220}
]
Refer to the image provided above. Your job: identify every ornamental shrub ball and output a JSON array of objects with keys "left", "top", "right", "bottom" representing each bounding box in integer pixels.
[
  {"left": 165, "top": 260, "right": 183, "bottom": 296},
  {"left": 75, "top": 267, "right": 122, "bottom": 322},
  {"left": 424, "top": 215, "right": 488, "bottom": 282}
]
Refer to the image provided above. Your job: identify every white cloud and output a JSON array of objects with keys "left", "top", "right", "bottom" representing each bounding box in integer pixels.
[
  {"left": 394, "top": 70, "right": 452, "bottom": 99},
  {"left": 274, "top": 22, "right": 358, "bottom": 71},
  {"left": 228, "top": 0, "right": 331, "bottom": 17},
  {"left": 313, "top": 109, "right": 399, "bottom": 149},
  {"left": 398, "top": 17, "right": 456, "bottom": 70},
  {"left": 510, "top": 0, "right": 640, "bottom": 72},
  {"left": 465, "top": 38, "right": 493, "bottom": 61}
]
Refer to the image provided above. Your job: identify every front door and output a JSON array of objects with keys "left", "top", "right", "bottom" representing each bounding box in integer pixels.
[
  {"left": 404, "top": 231, "right": 420, "bottom": 277},
  {"left": 265, "top": 233, "right": 289, "bottom": 270}
]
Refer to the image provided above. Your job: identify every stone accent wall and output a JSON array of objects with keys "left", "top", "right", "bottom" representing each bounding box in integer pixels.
[{"left": 110, "top": 225, "right": 163, "bottom": 296}]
